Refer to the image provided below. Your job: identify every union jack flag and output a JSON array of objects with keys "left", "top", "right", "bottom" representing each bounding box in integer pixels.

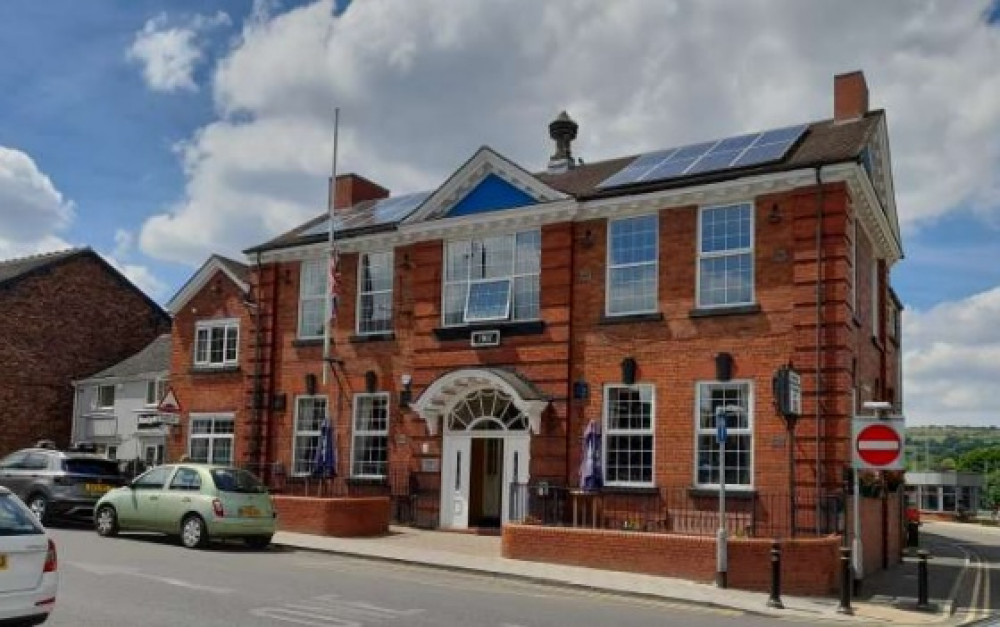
[{"left": 329, "top": 248, "right": 341, "bottom": 323}]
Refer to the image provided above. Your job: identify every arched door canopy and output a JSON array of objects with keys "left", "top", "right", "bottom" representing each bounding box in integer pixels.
[{"left": 411, "top": 368, "right": 549, "bottom": 435}]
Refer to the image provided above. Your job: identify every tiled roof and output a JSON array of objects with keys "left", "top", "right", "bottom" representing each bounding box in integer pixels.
[
  {"left": 213, "top": 255, "right": 250, "bottom": 284},
  {"left": 0, "top": 248, "right": 89, "bottom": 286},
  {"left": 247, "top": 112, "right": 881, "bottom": 254},
  {"left": 83, "top": 334, "right": 171, "bottom": 380}
]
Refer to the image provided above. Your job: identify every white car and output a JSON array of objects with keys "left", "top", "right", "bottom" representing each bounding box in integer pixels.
[{"left": 0, "top": 486, "right": 58, "bottom": 625}]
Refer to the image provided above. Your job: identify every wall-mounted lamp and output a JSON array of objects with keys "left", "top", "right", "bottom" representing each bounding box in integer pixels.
[
  {"left": 364, "top": 370, "right": 378, "bottom": 394},
  {"left": 768, "top": 203, "right": 782, "bottom": 224},
  {"left": 621, "top": 358, "right": 637, "bottom": 385},
  {"left": 402, "top": 253, "right": 415, "bottom": 270},
  {"left": 715, "top": 352, "right": 733, "bottom": 382},
  {"left": 283, "top": 268, "right": 293, "bottom": 285},
  {"left": 399, "top": 373, "right": 413, "bottom": 407},
  {"left": 305, "top": 373, "right": 317, "bottom": 396},
  {"left": 581, "top": 228, "right": 595, "bottom": 249},
  {"left": 572, "top": 379, "right": 590, "bottom": 400}
]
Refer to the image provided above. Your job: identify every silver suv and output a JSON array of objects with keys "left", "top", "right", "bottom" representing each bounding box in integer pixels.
[{"left": 0, "top": 447, "right": 124, "bottom": 524}]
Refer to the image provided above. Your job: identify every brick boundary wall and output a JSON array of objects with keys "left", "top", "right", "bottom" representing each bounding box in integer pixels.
[
  {"left": 273, "top": 496, "right": 390, "bottom": 537},
  {"left": 502, "top": 524, "right": 841, "bottom": 596}
]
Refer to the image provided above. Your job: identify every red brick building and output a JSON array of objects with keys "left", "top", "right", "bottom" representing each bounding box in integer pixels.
[
  {"left": 164, "top": 255, "right": 251, "bottom": 467},
  {"left": 175, "top": 71, "right": 903, "bottom": 535},
  {"left": 0, "top": 248, "right": 171, "bottom": 454}
]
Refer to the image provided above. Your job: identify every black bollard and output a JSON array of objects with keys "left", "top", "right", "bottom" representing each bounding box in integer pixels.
[
  {"left": 916, "top": 550, "right": 930, "bottom": 611},
  {"left": 837, "top": 546, "right": 853, "bottom": 615},
  {"left": 767, "top": 541, "right": 784, "bottom": 609}
]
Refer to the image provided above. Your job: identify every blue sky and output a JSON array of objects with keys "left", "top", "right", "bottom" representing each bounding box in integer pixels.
[{"left": 1, "top": 0, "right": 999, "bottom": 425}]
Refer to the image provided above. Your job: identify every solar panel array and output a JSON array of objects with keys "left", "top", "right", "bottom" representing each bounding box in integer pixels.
[
  {"left": 299, "top": 190, "right": 432, "bottom": 238},
  {"left": 597, "top": 123, "right": 809, "bottom": 190}
]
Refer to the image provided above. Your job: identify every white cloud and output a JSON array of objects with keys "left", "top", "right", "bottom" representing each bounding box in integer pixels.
[
  {"left": 0, "top": 146, "right": 74, "bottom": 260},
  {"left": 904, "top": 287, "right": 1000, "bottom": 426},
  {"left": 140, "top": 0, "right": 1000, "bottom": 265},
  {"left": 128, "top": 11, "right": 230, "bottom": 93},
  {"left": 100, "top": 252, "right": 169, "bottom": 300},
  {"left": 113, "top": 229, "right": 134, "bottom": 258}
]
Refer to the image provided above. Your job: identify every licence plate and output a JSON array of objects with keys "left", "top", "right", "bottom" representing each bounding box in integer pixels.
[
  {"left": 85, "top": 483, "right": 111, "bottom": 495},
  {"left": 238, "top": 506, "right": 261, "bottom": 517},
  {"left": 0, "top": 554, "right": 6, "bottom": 570}
]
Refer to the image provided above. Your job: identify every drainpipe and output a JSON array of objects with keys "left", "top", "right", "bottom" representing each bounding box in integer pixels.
[
  {"left": 814, "top": 165, "right": 825, "bottom": 535},
  {"left": 566, "top": 223, "right": 577, "bottom": 486},
  {"left": 251, "top": 251, "right": 265, "bottom": 473}
]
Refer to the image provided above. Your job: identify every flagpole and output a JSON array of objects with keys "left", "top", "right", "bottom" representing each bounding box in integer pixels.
[{"left": 323, "top": 107, "right": 340, "bottom": 386}]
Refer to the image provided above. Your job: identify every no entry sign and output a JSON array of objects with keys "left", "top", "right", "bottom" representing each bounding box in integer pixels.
[{"left": 852, "top": 417, "right": 905, "bottom": 470}]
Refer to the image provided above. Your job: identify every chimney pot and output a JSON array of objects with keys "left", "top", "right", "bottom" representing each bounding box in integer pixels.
[
  {"left": 548, "top": 111, "right": 579, "bottom": 173},
  {"left": 330, "top": 173, "right": 390, "bottom": 211},
  {"left": 834, "top": 71, "right": 869, "bottom": 123}
]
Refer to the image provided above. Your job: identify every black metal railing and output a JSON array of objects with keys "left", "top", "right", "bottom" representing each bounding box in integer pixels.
[
  {"left": 508, "top": 482, "right": 844, "bottom": 538},
  {"left": 241, "top": 464, "right": 440, "bottom": 529}
]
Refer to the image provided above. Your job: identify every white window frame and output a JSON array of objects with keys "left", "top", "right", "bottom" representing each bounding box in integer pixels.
[
  {"left": 298, "top": 258, "right": 327, "bottom": 340},
  {"left": 193, "top": 319, "right": 239, "bottom": 368},
  {"left": 605, "top": 214, "right": 659, "bottom": 317},
  {"left": 442, "top": 230, "right": 541, "bottom": 327},
  {"left": 96, "top": 384, "right": 115, "bottom": 410},
  {"left": 693, "top": 381, "right": 754, "bottom": 490},
  {"left": 871, "top": 259, "right": 880, "bottom": 338},
  {"left": 602, "top": 383, "right": 656, "bottom": 488},
  {"left": 350, "top": 392, "right": 390, "bottom": 479},
  {"left": 292, "top": 395, "right": 327, "bottom": 477},
  {"left": 696, "top": 202, "right": 755, "bottom": 308},
  {"left": 145, "top": 378, "right": 168, "bottom": 407},
  {"left": 187, "top": 413, "right": 235, "bottom": 465},
  {"left": 356, "top": 251, "right": 394, "bottom": 335}
]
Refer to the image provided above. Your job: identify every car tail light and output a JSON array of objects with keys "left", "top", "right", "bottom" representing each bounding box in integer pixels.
[
  {"left": 212, "top": 499, "right": 225, "bottom": 518},
  {"left": 43, "top": 539, "right": 57, "bottom": 573}
]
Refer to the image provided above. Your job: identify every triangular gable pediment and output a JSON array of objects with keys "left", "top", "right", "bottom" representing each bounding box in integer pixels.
[
  {"left": 166, "top": 255, "right": 249, "bottom": 315},
  {"left": 404, "top": 146, "right": 569, "bottom": 224}
]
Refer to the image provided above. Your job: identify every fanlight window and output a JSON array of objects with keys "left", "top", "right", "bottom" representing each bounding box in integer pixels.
[{"left": 447, "top": 389, "right": 529, "bottom": 432}]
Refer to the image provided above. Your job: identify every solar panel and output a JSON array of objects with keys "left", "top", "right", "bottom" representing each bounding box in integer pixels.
[
  {"left": 297, "top": 190, "right": 430, "bottom": 238},
  {"left": 597, "top": 123, "right": 809, "bottom": 189}
]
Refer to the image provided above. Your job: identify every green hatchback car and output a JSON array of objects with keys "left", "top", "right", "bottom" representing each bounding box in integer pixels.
[{"left": 93, "top": 464, "right": 276, "bottom": 549}]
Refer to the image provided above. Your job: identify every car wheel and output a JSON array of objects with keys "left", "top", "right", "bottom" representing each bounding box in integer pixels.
[
  {"left": 180, "top": 514, "right": 208, "bottom": 549},
  {"left": 27, "top": 493, "right": 49, "bottom": 524},
  {"left": 95, "top": 505, "right": 119, "bottom": 537},
  {"left": 244, "top": 535, "right": 273, "bottom": 550}
]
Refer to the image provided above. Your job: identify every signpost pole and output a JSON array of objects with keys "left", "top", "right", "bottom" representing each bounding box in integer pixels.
[
  {"left": 716, "top": 406, "right": 728, "bottom": 589},
  {"left": 853, "top": 465, "right": 863, "bottom": 584}
]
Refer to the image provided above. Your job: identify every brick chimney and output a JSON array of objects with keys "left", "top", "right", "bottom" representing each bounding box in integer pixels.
[
  {"left": 329, "top": 173, "right": 390, "bottom": 211},
  {"left": 834, "top": 71, "right": 869, "bottom": 123}
]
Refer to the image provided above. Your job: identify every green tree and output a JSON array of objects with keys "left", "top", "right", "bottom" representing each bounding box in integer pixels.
[
  {"left": 937, "top": 457, "right": 957, "bottom": 471},
  {"left": 957, "top": 447, "right": 1000, "bottom": 473}
]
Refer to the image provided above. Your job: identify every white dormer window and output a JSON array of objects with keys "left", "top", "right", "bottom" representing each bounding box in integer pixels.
[
  {"left": 194, "top": 319, "right": 239, "bottom": 368},
  {"left": 443, "top": 230, "right": 540, "bottom": 326}
]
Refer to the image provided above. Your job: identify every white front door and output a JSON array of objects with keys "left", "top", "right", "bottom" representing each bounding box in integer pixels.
[
  {"left": 441, "top": 437, "right": 471, "bottom": 529},
  {"left": 501, "top": 435, "right": 531, "bottom": 524}
]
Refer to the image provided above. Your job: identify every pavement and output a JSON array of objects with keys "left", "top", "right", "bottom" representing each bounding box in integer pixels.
[{"left": 274, "top": 526, "right": 961, "bottom": 625}]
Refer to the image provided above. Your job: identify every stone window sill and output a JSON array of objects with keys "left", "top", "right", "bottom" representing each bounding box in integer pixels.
[
  {"left": 189, "top": 365, "right": 241, "bottom": 375},
  {"left": 689, "top": 304, "right": 761, "bottom": 318},
  {"left": 433, "top": 320, "right": 545, "bottom": 341},
  {"left": 292, "top": 338, "right": 323, "bottom": 348},
  {"left": 687, "top": 487, "right": 757, "bottom": 500},
  {"left": 598, "top": 312, "right": 664, "bottom": 326},
  {"left": 349, "top": 332, "right": 395, "bottom": 343}
]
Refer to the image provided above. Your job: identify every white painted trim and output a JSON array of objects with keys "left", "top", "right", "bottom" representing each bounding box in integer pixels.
[
  {"left": 602, "top": 383, "right": 656, "bottom": 489},
  {"left": 412, "top": 369, "right": 547, "bottom": 436},
  {"left": 167, "top": 257, "right": 249, "bottom": 315},
  {"left": 692, "top": 380, "right": 755, "bottom": 491},
  {"left": 355, "top": 250, "right": 394, "bottom": 336},
  {"left": 193, "top": 318, "right": 240, "bottom": 368},
  {"left": 187, "top": 412, "right": 236, "bottom": 465},
  {"left": 404, "top": 146, "right": 569, "bottom": 224},
  {"left": 291, "top": 395, "right": 328, "bottom": 477},
  {"left": 604, "top": 213, "right": 660, "bottom": 318},
  {"left": 349, "top": 392, "right": 391, "bottom": 480},
  {"left": 297, "top": 258, "right": 326, "bottom": 340},
  {"left": 695, "top": 202, "right": 756, "bottom": 309}
]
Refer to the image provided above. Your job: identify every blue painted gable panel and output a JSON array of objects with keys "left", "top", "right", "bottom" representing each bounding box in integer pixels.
[{"left": 447, "top": 174, "right": 537, "bottom": 217}]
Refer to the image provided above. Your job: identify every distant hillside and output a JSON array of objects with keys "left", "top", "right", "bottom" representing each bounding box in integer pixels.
[{"left": 905, "top": 426, "right": 1000, "bottom": 471}]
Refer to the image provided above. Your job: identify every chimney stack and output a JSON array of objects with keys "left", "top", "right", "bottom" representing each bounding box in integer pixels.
[
  {"left": 834, "top": 71, "right": 869, "bottom": 123},
  {"left": 329, "top": 173, "right": 390, "bottom": 211},
  {"left": 548, "top": 111, "right": 579, "bottom": 173}
]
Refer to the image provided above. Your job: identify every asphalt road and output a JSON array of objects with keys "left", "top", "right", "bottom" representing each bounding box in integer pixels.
[
  {"left": 919, "top": 522, "right": 1000, "bottom": 623},
  {"left": 42, "top": 525, "right": 817, "bottom": 627}
]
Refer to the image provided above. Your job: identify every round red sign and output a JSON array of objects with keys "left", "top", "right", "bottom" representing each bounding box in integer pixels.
[{"left": 856, "top": 423, "right": 902, "bottom": 467}]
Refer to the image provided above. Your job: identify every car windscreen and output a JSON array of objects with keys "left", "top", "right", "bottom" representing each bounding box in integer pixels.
[
  {"left": 0, "top": 494, "right": 44, "bottom": 535},
  {"left": 210, "top": 468, "right": 267, "bottom": 494},
  {"left": 63, "top": 458, "right": 121, "bottom": 477}
]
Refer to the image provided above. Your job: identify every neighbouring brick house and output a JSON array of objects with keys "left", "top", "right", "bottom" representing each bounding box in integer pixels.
[
  {"left": 0, "top": 248, "right": 171, "bottom": 454},
  {"left": 175, "top": 71, "right": 903, "bottom": 541},
  {"left": 164, "top": 255, "right": 252, "bottom": 467}
]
